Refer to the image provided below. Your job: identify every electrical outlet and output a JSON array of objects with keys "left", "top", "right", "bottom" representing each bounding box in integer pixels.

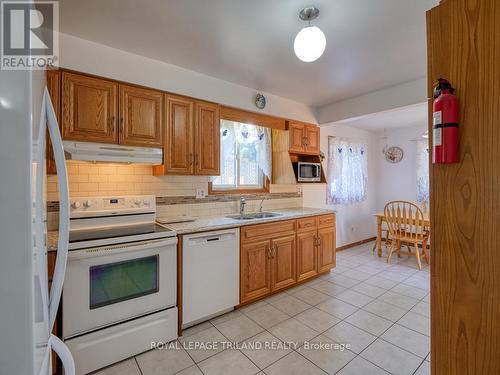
[
  {"left": 195, "top": 189, "right": 206, "bottom": 199},
  {"left": 297, "top": 186, "right": 303, "bottom": 195}
]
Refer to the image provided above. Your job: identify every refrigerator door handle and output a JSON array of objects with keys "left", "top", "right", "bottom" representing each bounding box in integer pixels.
[
  {"left": 45, "top": 87, "right": 70, "bottom": 331},
  {"left": 49, "top": 334, "right": 75, "bottom": 375}
]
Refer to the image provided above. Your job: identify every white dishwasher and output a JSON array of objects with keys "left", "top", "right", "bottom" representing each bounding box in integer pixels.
[{"left": 182, "top": 228, "right": 239, "bottom": 327}]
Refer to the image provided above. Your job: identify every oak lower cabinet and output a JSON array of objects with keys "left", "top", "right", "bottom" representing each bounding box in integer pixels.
[
  {"left": 240, "top": 239, "right": 272, "bottom": 302},
  {"left": 296, "top": 214, "right": 336, "bottom": 282},
  {"left": 47, "top": 252, "right": 60, "bottom": 375},
  {"left": 317, "top": 226, "right": 336, "bottom": 273},
  {"left": 240, "top": 220, "right": 297, "bottom": 304},
  {"left": 296, "top": 229, "right": 318, "bottom": 282},
  {"left": 240, "top": 214, "right": 335, "bottom": 305},
  {"left": 270, "top": 234, "right": 297, "bottom": 292}
]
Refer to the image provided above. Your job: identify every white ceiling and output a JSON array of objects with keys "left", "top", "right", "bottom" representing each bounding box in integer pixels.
[
  {"left": 59, "top": 0, "right": 438, "bottom": 107},
  {"left": 333, "top": 102, "right": 428, "bottom": 131}
]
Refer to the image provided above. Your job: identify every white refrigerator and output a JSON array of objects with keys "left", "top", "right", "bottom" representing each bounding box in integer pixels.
[{"left": 0, "top": 68, "right": 75, "bottom": 375}]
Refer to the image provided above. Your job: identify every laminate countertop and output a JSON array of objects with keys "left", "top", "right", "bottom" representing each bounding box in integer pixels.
[
  {"left": 47, "top": 207, "right": 336, "bottom": 251},
  {"left": 159, "top": 207, "right": 335, "bottom": 235}
]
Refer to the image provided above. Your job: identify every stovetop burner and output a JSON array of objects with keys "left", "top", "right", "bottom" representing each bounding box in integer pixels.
[
  {"left": 70, "top": 223, "right": 173, "bottom": 243},
  {"left": 68, "top": 195, "right": 176, "bottom": 250}
]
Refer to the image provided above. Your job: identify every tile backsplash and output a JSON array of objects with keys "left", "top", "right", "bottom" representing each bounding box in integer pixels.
[
  {"left": 46, "top": 162, "right": 210, "bottom": 200},
  {"left": 47, "top": 162, "right": 300, "bottom": 200},
  {"left": 46, "top": 162, "right": 302, "bottom": 229}
]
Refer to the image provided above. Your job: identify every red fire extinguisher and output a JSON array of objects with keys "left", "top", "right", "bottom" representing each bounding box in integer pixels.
[{"left": 432, "top": 78, "right": 459, "bottom": 164}]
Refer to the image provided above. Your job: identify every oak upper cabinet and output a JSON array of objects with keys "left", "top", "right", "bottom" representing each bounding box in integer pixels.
[
  {"left": 46, "top": 70, "right": 60, "bottom": 175},
  {"left": 155, "top": 96, "right": 220, "bottom": 176},
  {"left": 161, "top": 95, "right": 194, "bottom": 175},
  {"left": 240, "top": 239, "right": 272, "bottom": 303},
  {"left": 270, "top": 234, "right": 296, "bottom": 292},
  {"left": 194, "top": 101, "right": 220, "bottom": 175},
  {"left": 119, "top": 84, "right": 163, "bottom": 147},
  {"left": 287, "top": 121, "right": 320, "bottom": 155},
  {"left": 61, "top": 72, "right": 118, "bottom": 143},
  {"left": 289, "top": 121, "right": 306, "bottom": 153},
  {"left": 304, "top": 125, "right": 320, "bottom": 154}
]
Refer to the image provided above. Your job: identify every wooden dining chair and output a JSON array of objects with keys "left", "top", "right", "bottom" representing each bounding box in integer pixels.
[{"left": 384, "top": 201, "right": 429, "bottom": 270}]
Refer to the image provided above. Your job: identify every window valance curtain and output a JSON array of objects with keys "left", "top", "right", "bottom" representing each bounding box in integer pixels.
[{"left": 219, "top": 120, "right": 272, "bottom": 179}]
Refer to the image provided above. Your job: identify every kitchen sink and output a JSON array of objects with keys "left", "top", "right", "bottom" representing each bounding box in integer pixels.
[{"left": 227, "top": 212, "right": 283, "bottom": 220}]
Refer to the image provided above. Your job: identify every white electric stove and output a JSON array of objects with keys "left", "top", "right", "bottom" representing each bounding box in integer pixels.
[{"left": 62, "top": 195, "right": 178, "bottom": 375}]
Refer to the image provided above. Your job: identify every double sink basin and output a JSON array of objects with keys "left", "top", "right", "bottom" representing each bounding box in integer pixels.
[{"left": 226, "top": 212, "right": 282, "bottom": 221}]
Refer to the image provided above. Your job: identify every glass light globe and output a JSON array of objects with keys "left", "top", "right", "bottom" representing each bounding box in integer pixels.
[{"left": 294, "top": 25, "right": 326, "bottom": 62}]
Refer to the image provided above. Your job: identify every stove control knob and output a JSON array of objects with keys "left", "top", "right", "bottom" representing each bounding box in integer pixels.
[
  {"left": 143, "top": 199, "right": 150, "bottom": 206},
  {"left": 72, "top": 201, "right": 81, "bottom": 209},
  {"left": 83, "top": 200, "right": 92, "bottom": 208},
  {"left": 134, "top": 199, "right": 141, "bottom": 206}
]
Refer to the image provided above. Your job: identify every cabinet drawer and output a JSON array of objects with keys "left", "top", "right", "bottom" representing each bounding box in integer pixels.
[
  {"left": 241, "top": 220, "right": 296, "bottom": 242},
  {"left": 318, "top": 214, "right": 335, "bottom": 229},
  {"left": 297, "top": 217, "right": 317, "bottom": 232}
]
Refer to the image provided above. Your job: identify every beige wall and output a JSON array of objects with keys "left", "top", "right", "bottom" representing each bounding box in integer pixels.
[{"left": 59, "top": 33, "right": 317, "bottom": 124}]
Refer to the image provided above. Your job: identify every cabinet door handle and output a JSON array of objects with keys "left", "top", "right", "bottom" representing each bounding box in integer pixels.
[
  {"left": 266, "top": 244, "right": 272, "bottom": 259},
  {"left": 272, "top": 244, "right": 277, "bottom": 258},
  {"left": 195, "top": 154, "right": 199, "bottom": 167},
  {"left": 110, "top": 116, "right": 115, "bottom": 134},
  {"left": 189, "top": 153, "right": 193, "bottom": 166}
]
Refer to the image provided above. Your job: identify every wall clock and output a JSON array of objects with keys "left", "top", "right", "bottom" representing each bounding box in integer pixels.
[
  {"left": 255, "top": 93, "right": 266, "bottom": 109},
  {"left": 384, "top": 146, "right": 404, "bottom": 163}
]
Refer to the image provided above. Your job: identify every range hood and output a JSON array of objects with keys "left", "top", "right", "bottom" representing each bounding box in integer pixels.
[{"left": 63, "top": 141, "right": 163, "bottom": 165}]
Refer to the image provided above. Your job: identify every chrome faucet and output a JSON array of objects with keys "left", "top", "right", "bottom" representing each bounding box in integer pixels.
[
  {"left": 239, "top": 197, "right": 246, "bottom": 215},
  {"left": 259, "top": 196, "right": 267, "bottom": 212}
]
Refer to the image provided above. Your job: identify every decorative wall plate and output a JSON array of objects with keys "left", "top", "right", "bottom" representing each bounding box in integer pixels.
[
  {"left": 384, "top": 146, "right": 404, "bottom": 163},
  {"left": 255, "top": 93, "right": 266, "bottom": 109}
]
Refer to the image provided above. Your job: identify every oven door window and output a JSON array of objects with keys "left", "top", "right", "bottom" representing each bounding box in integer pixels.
[{"left": 89, "top": 255, "right": 159, "bottom": 310}]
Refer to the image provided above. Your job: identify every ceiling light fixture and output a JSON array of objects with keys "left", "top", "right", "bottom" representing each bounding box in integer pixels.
[{"left": 294, "top": 7, "right": 326, "bottom": 63}]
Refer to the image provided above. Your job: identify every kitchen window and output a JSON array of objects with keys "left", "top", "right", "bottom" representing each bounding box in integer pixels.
[{"left": 210, "top": 120, "right": 272, "bottom": 192}]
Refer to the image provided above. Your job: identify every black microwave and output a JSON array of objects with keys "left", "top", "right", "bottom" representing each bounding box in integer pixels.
[{"left": 296, "top": 162, "right": 321, "bottom": 182}]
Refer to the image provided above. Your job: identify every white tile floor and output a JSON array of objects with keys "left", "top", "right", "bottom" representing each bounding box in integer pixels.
[{"left": 93, "top": 241, "right": 430, "bottom": 375}]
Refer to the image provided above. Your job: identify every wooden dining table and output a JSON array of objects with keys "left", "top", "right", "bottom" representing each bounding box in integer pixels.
[{"left": 374, "top": 212, "right": 430, "bottom": 257}]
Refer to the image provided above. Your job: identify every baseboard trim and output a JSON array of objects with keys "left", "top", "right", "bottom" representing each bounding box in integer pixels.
[{"left": 337, "top": 237, "right": 376, "bottom": 252}]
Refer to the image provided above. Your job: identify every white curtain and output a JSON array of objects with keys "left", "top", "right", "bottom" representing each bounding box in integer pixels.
[
  {"left": 218, "top": 120, "right": 272, "bottom": 180},
  {"left": 327, "top": 137, "right": 367, "bottom": 205},
  {"left": 416, "top": 139, "right": 430, "bottom": 203}
]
